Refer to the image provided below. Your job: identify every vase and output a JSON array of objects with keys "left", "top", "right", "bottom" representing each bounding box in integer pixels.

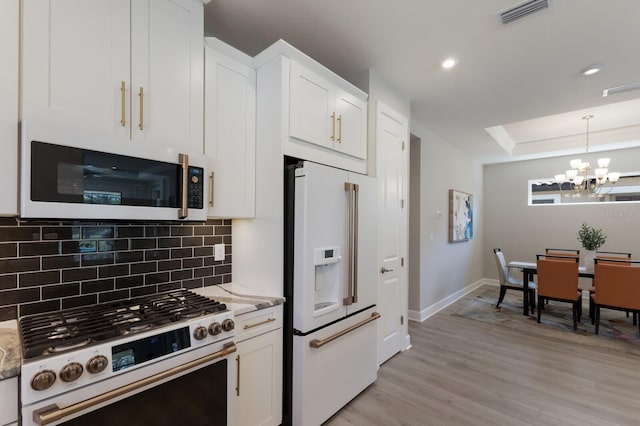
[{"left": 583, "top": 249, "right": 596, "bottom": 272}]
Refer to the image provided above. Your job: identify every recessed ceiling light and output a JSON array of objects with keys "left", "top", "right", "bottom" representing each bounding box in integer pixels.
[
  {"left": 441, "top": 58, "right": 458, "bottom": 69},
  {"left": 581, "top": 63, "right": 604, "bottom": 76}
]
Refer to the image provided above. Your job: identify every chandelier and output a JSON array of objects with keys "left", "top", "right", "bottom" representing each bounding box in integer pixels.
[{"left": 554, "top": 115, "right": 620, "bottom": 197}]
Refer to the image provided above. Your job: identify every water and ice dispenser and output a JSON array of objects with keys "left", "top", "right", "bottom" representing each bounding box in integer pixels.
[{"left": 313, "top": 246, "right": 342, "bottom": 316}]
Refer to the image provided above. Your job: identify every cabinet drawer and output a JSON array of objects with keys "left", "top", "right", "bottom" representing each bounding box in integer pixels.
[{"left": 236, "top": 306, "right": 283, "bottom": 342}]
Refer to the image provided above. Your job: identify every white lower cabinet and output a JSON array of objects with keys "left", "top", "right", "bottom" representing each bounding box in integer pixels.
[
  {"left": 234, "top": 306, "right": 283, "bottom": 426},
  {"left": 0, "top": 377, "right": 18, "bottom": 426}
]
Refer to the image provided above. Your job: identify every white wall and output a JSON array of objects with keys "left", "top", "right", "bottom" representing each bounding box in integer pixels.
[
  {"left": 483, "top": 147, "right": 640, "bottom": 281},
  {"left": 410, "top": 121, "right": 484, "bottom": 317}
]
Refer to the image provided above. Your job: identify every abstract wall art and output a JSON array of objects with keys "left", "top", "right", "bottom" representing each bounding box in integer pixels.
[{"left": 449, "top": 189, "right": 473, "bottom": 243}]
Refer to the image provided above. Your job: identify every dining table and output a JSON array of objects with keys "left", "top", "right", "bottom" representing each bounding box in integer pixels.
[{"left": 508, "top": 261, "right": 594, "bottom": 316}]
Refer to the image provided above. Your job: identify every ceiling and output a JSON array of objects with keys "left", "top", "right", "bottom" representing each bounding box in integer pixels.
[{"left": 203, "top": 0, "right": 640, "bottom": 164}]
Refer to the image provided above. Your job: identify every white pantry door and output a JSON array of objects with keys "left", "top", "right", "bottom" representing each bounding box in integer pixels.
[{"left": 376, "top": 101, "right": 408, "bottom": 365}]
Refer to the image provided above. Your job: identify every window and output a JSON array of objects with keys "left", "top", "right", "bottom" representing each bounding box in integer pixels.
[{"left": 528, "top": 173, "right": 640, "bottom": 205}]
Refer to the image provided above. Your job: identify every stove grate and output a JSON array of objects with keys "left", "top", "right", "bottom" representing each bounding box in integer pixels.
[{"left": 19, "top": 289, "right": 226, "bottom": 359}]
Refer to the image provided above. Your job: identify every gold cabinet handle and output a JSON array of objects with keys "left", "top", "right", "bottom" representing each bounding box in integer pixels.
[
  {"left": 138, "top": 86, "right": 144, "bottom": 130},
  {"left": 120, "top": 81, "right": 126, "bottom": 126},
  {"left": 330, "top": 112, "right": 336, "bottom": 141},
  {"left": 236, "top": 355, "right": 241, "bottom": 396},
  {"left": 309, "top": 312, "right": 380, "bottom": 349},
  {"left": 35, "top": 342, "right": 236, "bottom": 425},
  {"left": 209, "top": 172, "right": 214, "bottom": 207},
  {"left": 337, "top": 114, "right": 342, "bottom": 143},
  {"left": 243, "top": 317, "right": 276, "bottom": 330}
]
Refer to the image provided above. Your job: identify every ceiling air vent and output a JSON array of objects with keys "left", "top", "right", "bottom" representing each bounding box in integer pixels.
[
  {"left": 603, "top": 81, "right": 640, "bottom": 97},
  {"left": 499, "top": 0, "right": 549, "bottom": 25}
]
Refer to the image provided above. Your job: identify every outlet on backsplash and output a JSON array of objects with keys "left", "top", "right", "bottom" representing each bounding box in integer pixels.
[{"left": 214, "top": 243, "right": 225, "bottom": 261}]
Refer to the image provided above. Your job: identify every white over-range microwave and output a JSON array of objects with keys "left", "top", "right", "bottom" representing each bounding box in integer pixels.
[{"left": 20, "top": 119, "right": 207, "bottom": 221}]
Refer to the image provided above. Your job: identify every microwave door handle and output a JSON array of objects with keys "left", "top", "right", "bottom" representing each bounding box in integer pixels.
[{"left": 178, "top": 153, "right": 189, "bottom": 219}]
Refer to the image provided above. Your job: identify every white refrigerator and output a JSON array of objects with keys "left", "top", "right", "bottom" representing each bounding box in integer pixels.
[{"left": 285, "top": 160, "right": 379, "bottom": 426}]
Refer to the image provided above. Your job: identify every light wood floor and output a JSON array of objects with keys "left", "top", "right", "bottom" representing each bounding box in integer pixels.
[{"left": 325, "top": 285, "right": 640, "bottom": 426}]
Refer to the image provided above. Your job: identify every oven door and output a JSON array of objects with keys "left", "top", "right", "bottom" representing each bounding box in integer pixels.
[{"left": 23, "top": 343, "right": 236, "bottom": 426}]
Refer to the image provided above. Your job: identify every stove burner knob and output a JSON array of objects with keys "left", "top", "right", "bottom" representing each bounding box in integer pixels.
[
  {"left": 31, "top": 370, "right": 56, "bottom": 391},
  {"left": 208, "top": 322, "right": 222, "bottom": 336},
  {"left": 193, "top": 325, "right": 208, "bottom": 340},
  {"left": 86, "top": 355, "right": 109, "bottom": 374},
  {"left": 60, "top": 362, "right": 84, "bottom": 382},
  {"left": 221, "top": 318, "right": 235, "bottom": 332}
]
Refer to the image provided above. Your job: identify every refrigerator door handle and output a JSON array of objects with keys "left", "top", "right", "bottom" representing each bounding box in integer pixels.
[
  {"left": 309, "top": 312, "right": 381, "bottom": 348},
  {"left": 343, "top": 182, "right": 355, "bottom": 306},
  {"left": 352, "top": 183, "right": 359, "bottom": 304}
]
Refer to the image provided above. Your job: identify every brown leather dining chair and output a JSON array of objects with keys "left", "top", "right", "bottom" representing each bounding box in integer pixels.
[
  {"left": 592, "top": 258, "right": 640, "bottom": 335},
  {"left": 536, "top": 254, "right": 582, "bottom": 330},
  {"left": 545, "top": 248, "right": 580, "bottom": 258},
  {"left": 589, "top": 252, "right": 632, "bottom": 322},
  {"left": 540, "top": 249, "right": 580, "bottom": 305},
  {"left": 596, "top": 251, "right": 632, "bottom": 260}
]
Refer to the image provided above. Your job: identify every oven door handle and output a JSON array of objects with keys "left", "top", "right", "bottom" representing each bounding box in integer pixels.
[
  {"left": 34, "top": 342, "right": 237, "bottom": 425},
  {"left": 178, "top": 153, "right": 189, "bottom": 219}
]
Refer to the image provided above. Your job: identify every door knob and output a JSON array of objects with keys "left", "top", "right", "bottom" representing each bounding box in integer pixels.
[{"left": 380, "top": 267, "right": 394, "bottom": 274}]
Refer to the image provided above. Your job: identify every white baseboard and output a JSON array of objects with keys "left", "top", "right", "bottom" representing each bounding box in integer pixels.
[
  {"left": 484, "top": 278, "right": 499, "bottom": 287},
  {"left": 407, "top": 279, "right": 593, "bottom": 323},
  {"left": 402, "top": 334, "right": 411, "bottom": 351},
  {"left": 408, "top": 278, "right": 492, "bottom": 323}
]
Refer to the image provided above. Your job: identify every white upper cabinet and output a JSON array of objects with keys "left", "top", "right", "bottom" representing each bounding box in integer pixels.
[
  {"left": 0, "top": 0, "right": 19, "bottom": 216},
  {"left": 130, "top": 0, "right": 204, "bottom": 150},
  {"left": 334, "top": 89, "right": 367, "bottom": 159},
  {"left": 289, "top": 60, "right": 367, "bottom": 161},
  {"left": 22, "top": 0, "right": 204, "bottom": 153},
  {"left": 289, "top": 62, "right": 334, "bottom": 151},
  {"left": 204, "top": 38, "right": 256, "bottom": 218},
  {"left": 22, "top": 0, "right": 131, "bottom": 143},
  {"left": 253, "top": 40, "right": 368, "bottom": 174}
]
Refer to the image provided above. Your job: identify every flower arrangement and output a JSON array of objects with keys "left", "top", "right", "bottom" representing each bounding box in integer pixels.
[{"left": 577, "top": 222, "right": 606, "bottom": 251}]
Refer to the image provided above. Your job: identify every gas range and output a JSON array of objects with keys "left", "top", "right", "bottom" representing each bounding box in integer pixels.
[{"left": 19, "top": 289, "right": 236, "bottom": 413}]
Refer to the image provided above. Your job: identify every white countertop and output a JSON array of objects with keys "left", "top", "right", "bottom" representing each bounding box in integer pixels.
[
  {"left": 192, "top": 283, "right": 284, "bottom": 316},
  {"left": 0, "top": 319, "right": 20, "bottom": 380}
]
